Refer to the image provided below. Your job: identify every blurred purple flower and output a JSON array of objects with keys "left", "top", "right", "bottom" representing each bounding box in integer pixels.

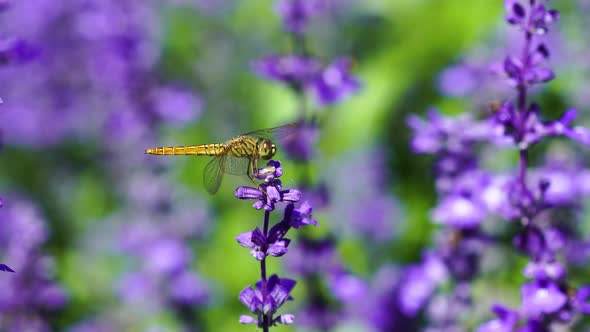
[
  {"left": 432, "top": 194, "right": 486, "bottom": 229},
  {"left": 285, "top": 236, "right": 339, "bottom": 277},
  {"left": 275, "top": 0, "right": 326, "bottom": 34},
  {"left": 365, "top": 266, "right": 421, "bottom": 331},
  {"left": 152, "top": 86, "right": 204, "bottom": 125},
  {"left": 523, "top": 260, "right": 566, "bottom": 281},
  {"left": 253, "top": 55, "right": 360, "bottom": 106},
  {"left": 252, "top": 55, "right": 322, "bottom": 86},
  {"left": 280, "top": 120, "right": 318, "bottom": 160},
  {"left": 521, "top": 279, "right": 567, "bottom": 317},
  {"left": 327, "top": 149, "right": 400, "bottom": 241},
  {"left": 398, "top": 254, "right": 448, "bottom": 316},
  {"left": 437, "top": 64, "right": 479, "bottom": 98},
  {"left": 168, "top": 270, "right": 209, "bottom": 305},
  {"left": 408, "top": 109, "right": 498, "bottom": 155},
  {"left": 310, "top": 58, "right": 362, "bottom": 106},
  {"left": 0, "top": 197, "right": 67, "bottom": 330},
  {"left": 477, "top": 305, "right": 519, "bottom": 332}
]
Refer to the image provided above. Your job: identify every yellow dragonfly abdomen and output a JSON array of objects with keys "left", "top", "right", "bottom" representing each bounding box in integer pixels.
[{"left": 145, "top": 143, "right": 226, "bottom": 156}]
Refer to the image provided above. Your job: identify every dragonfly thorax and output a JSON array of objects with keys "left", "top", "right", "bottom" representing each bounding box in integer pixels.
[{"left": 258, "top": 138, "right": 276, "bottom": 160}]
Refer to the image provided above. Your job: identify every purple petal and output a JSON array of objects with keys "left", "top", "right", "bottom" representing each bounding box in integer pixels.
[
  {"left": 277, "top": 314, "right": 295, "bottom": 325},
  {"left": 503, "top": 56, "right": 522, "bottom": 79},
  {"left": 251, "top": 248, "right": 266, "bottom": 261},
  {"left": 236, "top": 230, "right": 256, "bottom": 249},
  {"left": 281, "top": 189, "right": 302, "bottom": 202},
  {"left": 564, "top": 126, "right": 590, "bottom": 146},
  {"left": 235, "top": 186, "right": 263, "bottom": 200},
  {"left": 239, "top": 286, "right": 262, "bottom": 312},
  {"left": 528, "top": 67, "right": 555, "bottom": 84},
  {"left": 0, "top": 264, "right": 15, "bottom": 272},
  {"left": 253, "top": 200, "right": 265, "bottom": 210},
  {"left": 574, "top": 285, "right": 590, "bottom": 314},
  {"left": 559, "top": 108, "right": 577, "bottom": 125},
  {"left": 239, "top": 315, "right": 257, "bottom": 324},
  {"left": 505, "top": 0, "right": 526, "bottom": 25},
  {"left": 521, "top": 280, "right": 567, "bottom": 317},
  {"left": 431, "top": 196, "right": 485, "bottom": 229},
  {"left": 266, "top": 185, "right": 282, "bottom": 202},
  {"left": 267, "top": 239, "right": 291, "bottom": 257}
]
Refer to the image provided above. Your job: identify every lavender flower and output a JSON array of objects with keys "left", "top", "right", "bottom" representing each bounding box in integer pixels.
[
  {"left": 235, "top": 160, "right": 301, "bottom": 211},
  {"left": 235, "top": 160, "right": 317, "bottom": 330},
  {"left": 239, "top": 275, "right": 297, "bottom": 327},
  {"left": 236, "top": 224, "right": 292, "bottom": 261}
]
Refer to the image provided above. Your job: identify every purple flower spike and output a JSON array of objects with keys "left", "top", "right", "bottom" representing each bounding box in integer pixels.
[{"left": 521, "top": 279, "right": 567, "bottom": 317}]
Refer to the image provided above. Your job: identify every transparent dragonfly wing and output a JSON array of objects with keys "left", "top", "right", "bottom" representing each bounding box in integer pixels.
[
  {"left": 203, "top": 154, "right": 225, "bottom": 195},
  {"left": 222, "top": 154, "right": 251, "bottom": 175},
  {"left": 241, "top": 122, "right": 301, "bottom": 142},
  {"left": 202, "top": 152, "right": 252, "bottom": 194}
]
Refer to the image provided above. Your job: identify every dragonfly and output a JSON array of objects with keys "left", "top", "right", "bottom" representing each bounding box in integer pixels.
[{"left": 145, "top": 123, "right": 297, "bottom": 195}]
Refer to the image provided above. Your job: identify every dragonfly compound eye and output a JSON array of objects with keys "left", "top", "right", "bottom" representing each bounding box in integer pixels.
[{"left": 259, "top": 140, "right": 276, "bottom": 160}]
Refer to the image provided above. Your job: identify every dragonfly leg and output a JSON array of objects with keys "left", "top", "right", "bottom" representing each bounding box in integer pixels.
[{"left": 248, "top": 159, "right": 268, "bottom": 196}]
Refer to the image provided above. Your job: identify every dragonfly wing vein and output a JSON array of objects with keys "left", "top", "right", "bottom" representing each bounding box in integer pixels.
[{"left": 203, "top": 155, "right": 224, "bottom": 194}]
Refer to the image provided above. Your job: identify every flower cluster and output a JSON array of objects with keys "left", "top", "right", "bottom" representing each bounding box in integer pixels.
[{"left": 235, "top": 160, "right": 317, "bottom": 329}]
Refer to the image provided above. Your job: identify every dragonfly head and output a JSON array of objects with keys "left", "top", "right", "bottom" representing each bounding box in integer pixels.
[{"left": 259, "top": 139, "right": 276, "bottom": 160}]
